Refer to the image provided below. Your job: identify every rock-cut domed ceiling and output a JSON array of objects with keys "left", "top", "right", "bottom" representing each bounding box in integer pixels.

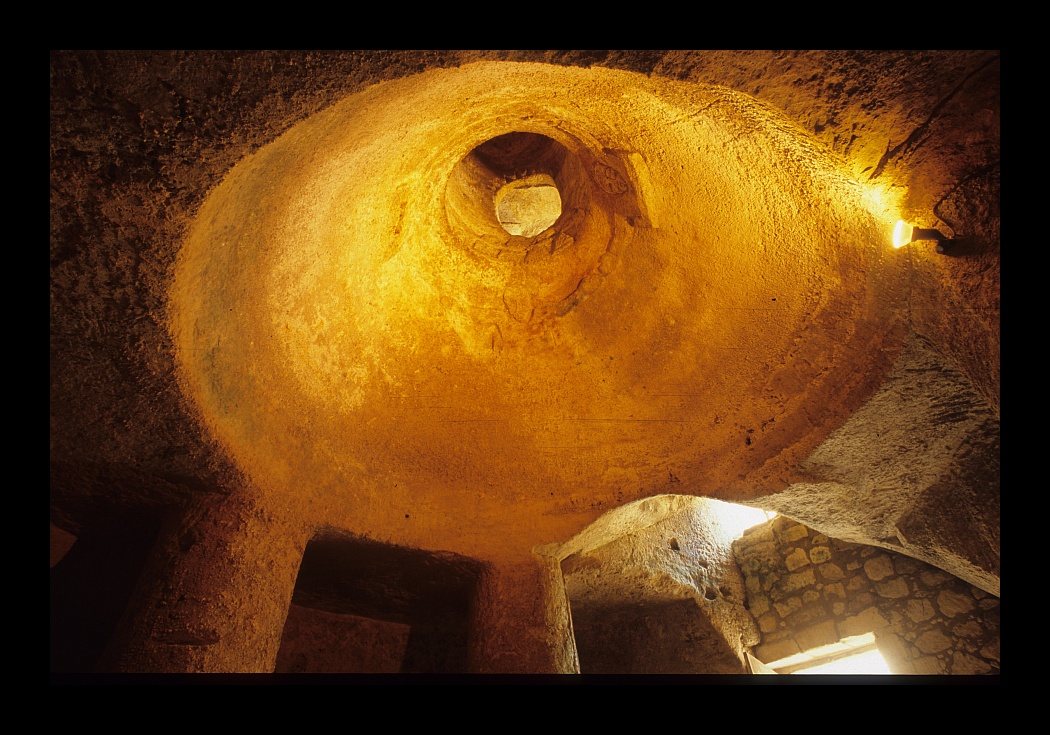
[{"left": 171, "top": 62, "right": 912, "bottom": 559}]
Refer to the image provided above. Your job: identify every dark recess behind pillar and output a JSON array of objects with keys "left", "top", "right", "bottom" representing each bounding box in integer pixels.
[
  {"left": 50, "top": 516, "right": 162, "bottom": 673},
  {"left": 285, "top": 531, "right": 483, "bottom": 673}
]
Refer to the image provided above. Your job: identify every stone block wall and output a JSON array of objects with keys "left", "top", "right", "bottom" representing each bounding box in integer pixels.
[{"left": 732, "top": 516, "right": 999, "bottom": 674}]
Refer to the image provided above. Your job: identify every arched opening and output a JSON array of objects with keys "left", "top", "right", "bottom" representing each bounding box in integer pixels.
[{"left": 558, "top": 496, "right": 766, "bottom": 674}]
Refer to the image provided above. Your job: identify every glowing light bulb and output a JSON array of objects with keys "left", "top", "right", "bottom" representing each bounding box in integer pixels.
[
  {"left": 892, "top": 220, "right": 956, "bottom": 253},
  {"left": 893, "top": 220, "right": 913, "bottom": 249}
]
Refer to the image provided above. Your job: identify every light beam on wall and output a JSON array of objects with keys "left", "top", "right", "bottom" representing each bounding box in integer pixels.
[{"left": 709, "top": 500, "right": 776, "bottom": 539}]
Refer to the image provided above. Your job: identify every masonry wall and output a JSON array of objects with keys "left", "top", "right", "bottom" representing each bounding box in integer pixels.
[{"left": 733, "top": 516, "right": 1000, "bottom": 674}]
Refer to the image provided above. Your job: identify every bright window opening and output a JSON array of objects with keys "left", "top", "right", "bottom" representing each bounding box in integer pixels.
[
  {"left": 709, "top": 499, "right": 777, "bottom": 540},
  {"left": 765, "top": 632, "right": 892, "bottom": 675},
  {"left": 795, "top": 647, "right": 892, "bottom": 674},
  {"left": 494, "top": 173, "right": 562, "bottom": 237}
]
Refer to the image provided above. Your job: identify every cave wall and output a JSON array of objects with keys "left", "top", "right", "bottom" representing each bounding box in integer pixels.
[
  {"left": 273, "top": 604, "right": 409, "bottom": 674},
  {"left": 562, "top": 496, "right": 759, "bottom": 674},
  {"left": 51, "top": 50, "right": 999, "bottom": 676},
  {"left": 50, "top": 50, "right": 1000, "bottom": 523},
  {"left": 734, "top": 516, "right": 1000, "bottom": 674}
]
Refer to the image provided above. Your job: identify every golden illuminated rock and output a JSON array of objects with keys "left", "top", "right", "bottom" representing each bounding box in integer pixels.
[
  {"left": 51, "top": 51, "right": 999, "bottom": 675},
  {"left": 172, "top": 62, "right": 908, "bottom": 560}
]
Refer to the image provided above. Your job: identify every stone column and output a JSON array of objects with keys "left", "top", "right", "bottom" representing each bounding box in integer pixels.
[
  {"left": 99, "top": 492, "right": 309, "bottom": 673},
  {"left": 467, "top": 548, "right": 579, "bottom": 674}
]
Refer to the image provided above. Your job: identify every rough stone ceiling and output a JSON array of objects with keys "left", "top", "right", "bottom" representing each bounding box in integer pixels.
[{"left": 50, "top": 50, "right": 999, "bottom": 581}]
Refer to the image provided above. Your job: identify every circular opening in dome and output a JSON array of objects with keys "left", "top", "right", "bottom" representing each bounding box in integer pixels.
[
  {"left": 494, "top": 173, "right": 562, "bottom": 237},
  {"left": 444, "top": 131, "right": 581, "bottom": 256}
]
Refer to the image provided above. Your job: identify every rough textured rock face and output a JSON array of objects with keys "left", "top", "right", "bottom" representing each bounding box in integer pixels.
[
  {"left": 50, "top": 50, "right": 999, "bottom": 675},
  {"left": 755, "top": 334, "right": 1000, "bottom": 595},
  {"left": 562, "top": 496, "right": 758, "bottom": 674},
  {"left": 170, "top": 61, "right": 913, "bottom": 559},
  {"left": 734, "top": 516, "right": 999, "bottom": 674},
  {"left": 275, "top": 605, "right": 410, "bottom": 674}
]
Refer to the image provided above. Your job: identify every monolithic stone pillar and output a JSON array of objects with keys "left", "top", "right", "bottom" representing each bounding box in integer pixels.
[
  {"left": 98, "top": 492, "right": 309, "bottom": 673},
  {"left": 467, "top": 549, "right": 579, "bottom": 674}
]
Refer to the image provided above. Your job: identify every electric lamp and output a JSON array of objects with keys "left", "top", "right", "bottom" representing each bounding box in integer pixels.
[{"left": 893, "top": 220, "right": 956, "bottom": 254}]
